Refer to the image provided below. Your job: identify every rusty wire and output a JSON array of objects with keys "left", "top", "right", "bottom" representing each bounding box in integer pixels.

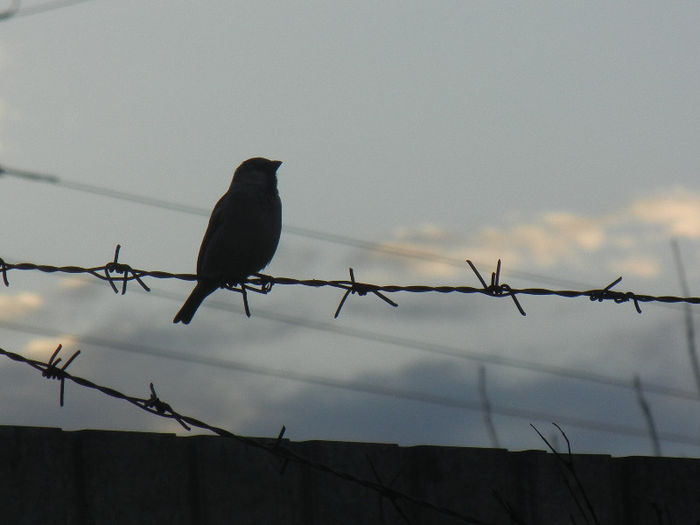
[
  {"left": 2, "top": 245, "right": 700, "bottom": 317},
  {"left": 0, "top": 343, "right": 490, "bottom": 524}
]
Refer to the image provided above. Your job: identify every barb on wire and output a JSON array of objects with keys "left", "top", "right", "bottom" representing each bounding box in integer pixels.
[
  {"left": 41, "top": 344, "right": 81, "bottom": 406},
  {"left": 334, "top": 268, "right": 398, "bottom": 318},
  {"left": 588, "top": 276, "right": 642, "bottom": 313},
  {"left": 104, "top": 244, "right": 151, "bottom": 295},
  {"left": 147, "top": 382, "right": 190, "bottom": 430},
  {"left": 0, "top": 344, "right": 490, "bottom": 524},
  {"left": 2, "top": 248, "right": 700, "bottom": 318},
  {"left": 467, "top": 259, "right": 526, "bottom": 315}
]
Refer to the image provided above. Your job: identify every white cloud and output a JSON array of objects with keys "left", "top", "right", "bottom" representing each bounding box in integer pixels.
[
  {"left": 372, "top": 188, "right": 700, "bottom": 280},
  {"left": 57, "top": 277, "right": 91, "bottom": 290},
  {"left": 393, "top": 223, "right": 449, "bottom": 243},
  {"left": 627, "top": 188, "right": 700, "bottom": 239},
  {"left": 475, "top": 212, "right": 606, "bottom": 268},
  {"left": 0, "top": 292, "right": 43, "bottom": 320},
  {"left": 609, "top": 255, "right": 661, "bottom": 278},
  {"left": 23, "top": 336, "right": 78, "bottom": 359}
]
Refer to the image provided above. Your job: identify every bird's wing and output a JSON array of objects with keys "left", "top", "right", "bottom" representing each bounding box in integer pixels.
[{"left": 196, "top": 193, "right": 228, "bottom": 276}]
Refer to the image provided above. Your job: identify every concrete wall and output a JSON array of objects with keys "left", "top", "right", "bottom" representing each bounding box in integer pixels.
[{"left": 0, "top": 425, "right": 698, "bottom": 524}]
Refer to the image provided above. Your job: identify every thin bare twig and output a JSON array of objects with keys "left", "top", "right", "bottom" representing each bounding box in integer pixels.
[
  {"left": 634, "top": 376, "right": 662, "bottom": 457},
  {"left": 531, "top": 423, "right": 600, "bottom": 525},
  {"left": 670, "top": 239, "right": 700, "bottom": 395},
  {"left": 478, "top": 365, "right": 500, "bottom": 448}
]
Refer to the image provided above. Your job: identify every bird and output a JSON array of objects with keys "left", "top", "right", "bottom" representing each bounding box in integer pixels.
[{"left": 173, "top": 157, "right": 282, "bottom": 324}]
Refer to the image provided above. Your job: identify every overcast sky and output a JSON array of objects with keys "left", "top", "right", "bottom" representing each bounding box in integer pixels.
[{"left": 1, "top": 1, "right": 700, "bottom": 458}]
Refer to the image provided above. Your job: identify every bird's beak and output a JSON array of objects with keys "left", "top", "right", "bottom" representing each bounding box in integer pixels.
[{"left": 271, "top": 160, "right": 282, "bottom": 171}]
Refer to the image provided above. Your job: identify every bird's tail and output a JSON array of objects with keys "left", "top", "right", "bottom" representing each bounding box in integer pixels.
[{"left": 173, "top": 282, "right": 216, "bottom": 324}]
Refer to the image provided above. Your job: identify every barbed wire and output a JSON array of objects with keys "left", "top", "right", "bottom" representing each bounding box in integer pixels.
[
  {"left": 0, "top": 343, "right": 492, "bottom": 524},
  {"left": 0, "top": 163, "right": 598, "bottom": 290},
  {"left": 2, "top": 245, "right": 700, "bottom": 318},
  {"left": 8, "top": 315, "right": 700, "bottom": 446}
]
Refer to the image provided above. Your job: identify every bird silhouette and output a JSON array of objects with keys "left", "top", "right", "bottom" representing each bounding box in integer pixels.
[{"left": 173, "top": 157, "right": 282, "bottom": 324}]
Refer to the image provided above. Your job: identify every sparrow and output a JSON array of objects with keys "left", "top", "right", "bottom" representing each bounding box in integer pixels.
[{"left": 173, "top": 157, "right": 282, "bottom": 324}]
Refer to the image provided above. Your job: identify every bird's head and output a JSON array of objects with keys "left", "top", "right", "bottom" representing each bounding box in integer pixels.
[{"left": 231, "top": 157, "right": 282, "bottom": 192}]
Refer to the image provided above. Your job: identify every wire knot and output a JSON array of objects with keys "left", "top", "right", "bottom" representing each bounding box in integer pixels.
[
  {"left": 0, "top": 257, "right": 9, "bottom": 286},
  {"left": 484, "top": 282, "right": 512, "bottom": 297},
  {"left": 145, "top": 383, "right": 171, "bottom": 414},
  {"left": 103, "top": 244, "right": 150, "bottom": 294},
  {"left": 41, "top": 345, "right": 81, "bottom": 406},
  {"left": 145, "top": 383, "right": 191, "bottom": 430},
  {"left": 588, "top": 277, "right": 642, "bottom": 313},
  {"left": 467, "top": 259, "right": 526, "bottom": 316},
  {"left": 334, "top": 268, "right": 398, "bottom": 318}
]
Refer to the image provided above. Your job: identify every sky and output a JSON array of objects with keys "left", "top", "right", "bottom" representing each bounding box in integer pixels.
[{"left": 1, "top": 1, "right": 700, "bottom": 458}]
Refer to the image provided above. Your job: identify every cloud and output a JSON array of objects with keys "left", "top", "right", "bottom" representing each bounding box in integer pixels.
[
  {"left": 370, "top": 187, "right": 700, "bottom": 280},
  {"left": 475, "top": 212, "right": 606, "bottom": 268},
  {"left": 393, "top": 223, "right": 449, "bottom": 243},
  {"left": 22, "top": 335, "right": 78, "bottom": 359},
  {"left": 609, "top": 255, "right": 660, "bottom": 278},
  {"left": 0, "top": 292, "right": 43, "bottom": 320},
  {"left": 627, "top": 188, "right": 700, "bottom": 239},
  {"left": 57, "top": 277, "right": 92, "bottom": 290}
]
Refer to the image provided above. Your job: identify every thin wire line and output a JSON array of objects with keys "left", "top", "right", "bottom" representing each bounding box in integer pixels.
[
  {"left": 5, "top": 163, "right": 700, "bottom": 314},
  {"left": 153, "top": 288, "right": 700, "bottom": 402},
  {"left": 2, "top": 318, "right": 700, "bottom": 447},
  {"left": 0, "top": 164, "right": 591, "bottom": 289},
  {"left": 2, "top": 255, "right": 699, "bottom": 403},
  {"left": 3, "top": 249, "right": 700, "bottom": 315},
  {"left": 0, "top": 344, "right": 487, "bottom": 524}
]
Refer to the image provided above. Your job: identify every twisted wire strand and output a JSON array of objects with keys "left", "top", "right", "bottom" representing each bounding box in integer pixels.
[
  {"left": 0, "top": 344, "right": 489, "bottom": 524},
  {"left": 2, "top": 246, "right": 699, "bottom": 317}
]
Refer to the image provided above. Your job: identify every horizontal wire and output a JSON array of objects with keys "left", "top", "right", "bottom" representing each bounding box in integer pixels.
[
  {"left": 3, "top": 318, "right": 700, "bottom": 447},
  {"left": 2, "top": 251, "right": 700, "bottom": 403},
  {"left": 0, "top": 164, "right": 593, "bottom": 289},
  {"left": 1, "top": 253, "right": 699, "bottom": 314},
  {"left": 0, "top": 343, "right": 486, "bottom": 524},
  {"left": 151, "top": 286, "right": 700, "bottom": 403},
  {"left": 4, "top": 163, "right": 700, "bottom": 315}
]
